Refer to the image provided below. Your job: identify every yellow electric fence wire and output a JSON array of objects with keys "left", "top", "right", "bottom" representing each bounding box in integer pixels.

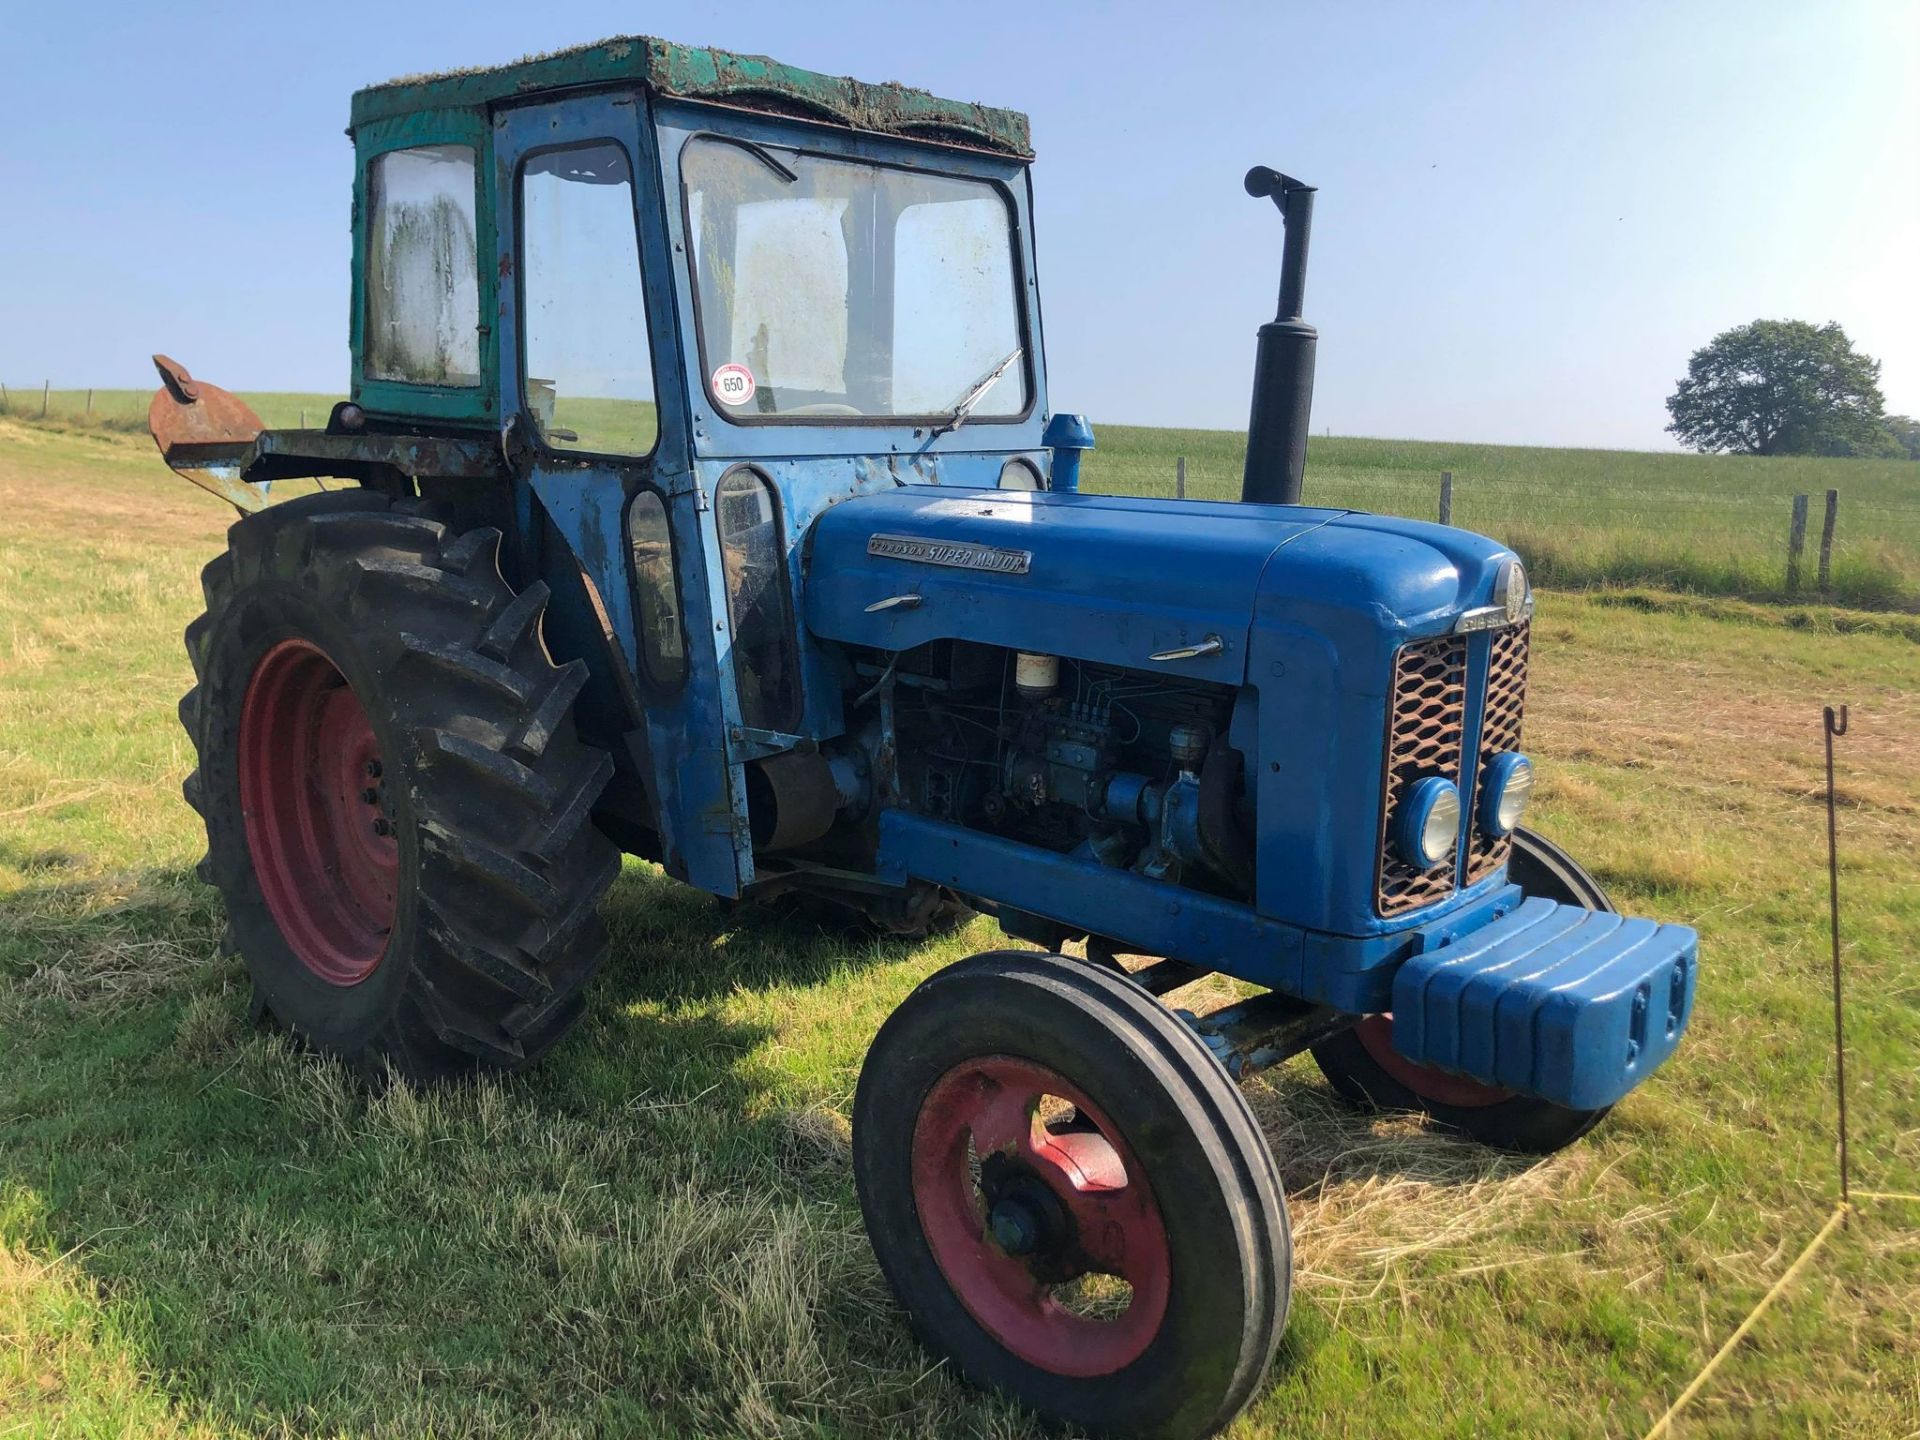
[
  {"left": 1640, "top": 1203, "right": 1850, "bottom": 1440},
  {"left": 1641, "top": 714, "right": 1920, "bottom": 1434}
]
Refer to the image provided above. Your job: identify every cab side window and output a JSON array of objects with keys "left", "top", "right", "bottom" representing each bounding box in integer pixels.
[
  {"left": 365, "top": 145, "right": 481, "bottom": 386},
  {"left": 716, "top": 469, "right": 800, "bottom": 730},
  {"left": 627, "top": 491, "right": 686, "bottom": 689},
  {"left": 519, "top": 141, "right": 658, "bottom": 456}
]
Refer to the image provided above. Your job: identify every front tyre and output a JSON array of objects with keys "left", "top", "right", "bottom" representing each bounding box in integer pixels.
[
  {"left": 181, "top": 491, "right": 620, "bottom": 1083},
  {"left": 854, "top": 951, "right": 1290, "bottom": 1440},
  {"left": 1310, "top": 826, "right": 1616, "bottom": 1154}
]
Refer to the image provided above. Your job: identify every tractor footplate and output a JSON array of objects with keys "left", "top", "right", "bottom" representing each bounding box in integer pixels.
[{"left": 1389, "top": 897, "right": 1697, "bottom": 1111}]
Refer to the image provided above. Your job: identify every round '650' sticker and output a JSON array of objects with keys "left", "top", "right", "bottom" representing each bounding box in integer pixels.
[{"left": 711, "top": 363, "right": 756, "bottom": 407}]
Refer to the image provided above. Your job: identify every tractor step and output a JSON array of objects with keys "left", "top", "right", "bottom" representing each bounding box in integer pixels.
[{"left": 1389, "top": 897, "right": 1697, "bottom": 1111}]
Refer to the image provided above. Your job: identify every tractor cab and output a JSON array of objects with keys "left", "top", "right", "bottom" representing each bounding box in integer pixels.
[{"left": 340, "top": 40, "right": 1056, "bottom": 899}]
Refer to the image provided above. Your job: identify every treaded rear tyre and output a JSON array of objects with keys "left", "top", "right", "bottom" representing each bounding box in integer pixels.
[{"left": 180, "top": 489, "right": 620, "bottom": 1082}]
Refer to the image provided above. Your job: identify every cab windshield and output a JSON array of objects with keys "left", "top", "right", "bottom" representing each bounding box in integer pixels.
[{"left": 681, "top": 136, "right": 1027, "bottom": 423}]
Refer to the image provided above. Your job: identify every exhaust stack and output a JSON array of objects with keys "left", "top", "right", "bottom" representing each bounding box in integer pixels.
[{"left": 1240, "top": 168, "right": 1317, "bottom": 507}]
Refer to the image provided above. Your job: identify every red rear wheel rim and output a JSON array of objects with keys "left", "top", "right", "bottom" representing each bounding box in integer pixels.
[
  {"left": 238, "top": 638, "right": 397, "bottom": 985},
  {"left": 1354, "top": 1015, "right": 1514, "bottom": 1109},
  {"left": 910, "top": 1055, "right": 1172, "bottom": 1377}
]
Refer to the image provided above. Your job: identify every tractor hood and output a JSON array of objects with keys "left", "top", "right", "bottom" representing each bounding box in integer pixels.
[
  {"left": 804, "top": 488, "right": 1345, "bottom": 685},
  {"left": 806, "top": 487, "right": 1522, "bottom": 687}
]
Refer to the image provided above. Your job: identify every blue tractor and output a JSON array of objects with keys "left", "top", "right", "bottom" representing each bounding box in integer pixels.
[{"left": 149, "top": 37, "right": 1698, "bottom": 1439}]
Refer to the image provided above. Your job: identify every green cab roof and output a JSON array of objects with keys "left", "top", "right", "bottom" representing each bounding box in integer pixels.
[{"left": 350, "top": 35, "right": 1033, "bottom": 158}]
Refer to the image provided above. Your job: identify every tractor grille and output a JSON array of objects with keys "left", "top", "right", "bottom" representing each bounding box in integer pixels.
[
  {"left": 1464, "top": 620, "right": 1531, "bottom": 885},
  {"left": 1375, "top": 634, "right": 1470, "bottom": 916}
]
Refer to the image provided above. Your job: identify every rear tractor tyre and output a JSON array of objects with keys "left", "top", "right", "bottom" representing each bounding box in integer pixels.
[
  {"left": 180, "top": 490, "right": 620, "bottom": 1083},
  {"left": 1309, "top": 826, "right": 1615, "bottom": 1154},
  {"left": 854, "top": 951, "right": 1290, "bottom": 1440}
]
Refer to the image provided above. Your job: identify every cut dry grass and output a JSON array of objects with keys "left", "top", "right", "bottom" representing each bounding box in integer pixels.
[{"left": 1, "top": 416, "right": 1917, "bottom": 1436}]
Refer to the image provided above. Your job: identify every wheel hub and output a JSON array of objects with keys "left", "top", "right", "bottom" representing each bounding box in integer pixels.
[
  {"left": 237, "top": 638, "right": 397, "bottom": 986},
  {"left": 910, "top": 1055, "right": 1172, "bottom": 1377},
  {"left": 987, "top": 1195, "right": 1044, "bottom": 1256}
]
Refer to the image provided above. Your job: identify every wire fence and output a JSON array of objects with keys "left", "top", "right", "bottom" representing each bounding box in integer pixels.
[
  {"left": 4, "top": 384, "right": 1916, "bottom": 609},
  {"left": 0, "top": 385, "right": 339, "bottom": 433},
  {"left": 1080, "top": 444, "right": 1920, "bottom": 612}
]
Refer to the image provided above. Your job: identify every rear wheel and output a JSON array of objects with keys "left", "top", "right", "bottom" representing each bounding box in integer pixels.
[
  {"left": 1309, "top": 827, "right": 1616, "bottom": 1154},
  {"left": 854, "top": 951, "right": 1289, "bottom": 1439},
  {"left": 181, "top": 490, "right": 619, "bottom": 1082}
]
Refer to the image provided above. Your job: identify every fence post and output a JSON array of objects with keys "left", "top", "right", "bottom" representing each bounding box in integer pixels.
[
  {"left": 1, "top": 382, "right": 9, "bottom": 408},
  {"left": 1787, "top": 493, "right": 1809, "bottom": 591},
  {"left": 41, "top": 380, "right": 50, "bottom": 418},
  {"left": 86, "top": 388, "right": 93, "bottom": 415},
  {"left": 1818, "top": 489, "right": 1838, "bottom": 594},
  {"left": 1439, "top": 471, "right": 1454, "bottom": 525},
  {"left": 1175, "top": 456, "right": 1186, "bottom": 501}
]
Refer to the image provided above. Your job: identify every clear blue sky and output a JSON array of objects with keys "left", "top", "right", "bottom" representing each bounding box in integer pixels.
[{"left": 3, "top": 1, "right": 1914, "bottom": 449}]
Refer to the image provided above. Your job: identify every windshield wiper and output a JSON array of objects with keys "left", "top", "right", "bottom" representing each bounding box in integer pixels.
[{"left": 930, "top": 347, "right": 1022, "bottom": 437}]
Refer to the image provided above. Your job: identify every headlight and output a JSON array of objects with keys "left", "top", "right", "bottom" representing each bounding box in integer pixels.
[
  {"left": 1479, "top": 753, "right": 1534, "bottom": 836},
  {"left": 1395, "top": 776, "right": 1462, "bottom": 868},
  {"left": 1457, "top": 557, "right": 1535, "bottom": 633},
  {"left": 1494, "top": 557, "right": 1532, "bottom": 625},
  {"left": 998, "top": 458, "right": 1044, "bottom": 491}
]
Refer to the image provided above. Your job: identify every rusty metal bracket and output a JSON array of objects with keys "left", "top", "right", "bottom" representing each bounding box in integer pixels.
[{"left": 147, "top": 355, "right": 270, "bottom": 514}]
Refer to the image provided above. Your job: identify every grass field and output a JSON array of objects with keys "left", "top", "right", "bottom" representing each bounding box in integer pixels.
[
  {"left": 2, "top": 415, "right": 1919, "bottom": 1437},
  {"left": 8, "top": 384, "right": 1918, "bottom": 611},
  {"left": 1082, "top": 425, "right": 1920, "bottom": 613}
]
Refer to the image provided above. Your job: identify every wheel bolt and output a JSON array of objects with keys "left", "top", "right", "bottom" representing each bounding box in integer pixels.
[
  {"left": 360, "top": 787, "right": 379, "bottom": 804},
  {"left": 372, "top": 817, "right": 392, "bottom": 837},
  {"left": 365, "top": 760, "right": 383, "bottom": 779},
  {"left": 988, "top": 1197, "right": 1043, "bottom": 1257}
]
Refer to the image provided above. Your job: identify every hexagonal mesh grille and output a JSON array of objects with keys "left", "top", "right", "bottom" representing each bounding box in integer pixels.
[
  {"left": 1375, "top": 634, "right": 1469, "bottom": 916},
  {"left": 1465, "top": 620, "right": 1531, "bottom": 885}
]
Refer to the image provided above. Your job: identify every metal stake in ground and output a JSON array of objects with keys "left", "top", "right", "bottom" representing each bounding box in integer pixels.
[
  {"left": 1818, "top": 490, "right": 1838, "bottom": 594},
  {"left": 1787, "top": 493, "right": 1809, "bottom": 591},
  {"left": 1823, "top": 703, "right": 1851, "bottom": 1216}
]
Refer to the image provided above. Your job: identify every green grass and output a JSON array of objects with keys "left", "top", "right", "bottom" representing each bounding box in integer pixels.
[
  {"left": 0, "top": 387, "right": 344, "bottom": 435},
  {"left": 1084, "top": 425, "right": 1920, "bottom": 612},
  {"left": 3, "top": 418, "right": 1919, "bottom": 1436},
  {"left": 12, "top": 386, "right": 1917, "bottom": 608}
]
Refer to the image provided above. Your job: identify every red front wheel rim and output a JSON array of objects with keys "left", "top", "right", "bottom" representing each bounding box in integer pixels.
[
  {"left": 1354, "top": 1015, "right": 1514, "bottom": 1109},
  {"left": 237, "top": 638, "right": 397, "bottom": 985},
  {"left": 910, "top": 1055, "right": 1172, "bottom": 1377}
]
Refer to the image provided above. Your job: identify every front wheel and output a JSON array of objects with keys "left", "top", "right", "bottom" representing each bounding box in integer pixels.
[
  {"left": 854, "top": 951, "right": 1289, "bottom": 1440},
  {"left": 1309, "top": 827, "right": 1616, "bottom": 1154}
]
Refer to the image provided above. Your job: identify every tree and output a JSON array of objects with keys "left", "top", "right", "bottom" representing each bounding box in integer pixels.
[
  {"left": 1666, "top": 320, "right": 1889, "bottom": 457},
  {"left": 1883, "top": 414, "right": 1920, "bottom": 462}
]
